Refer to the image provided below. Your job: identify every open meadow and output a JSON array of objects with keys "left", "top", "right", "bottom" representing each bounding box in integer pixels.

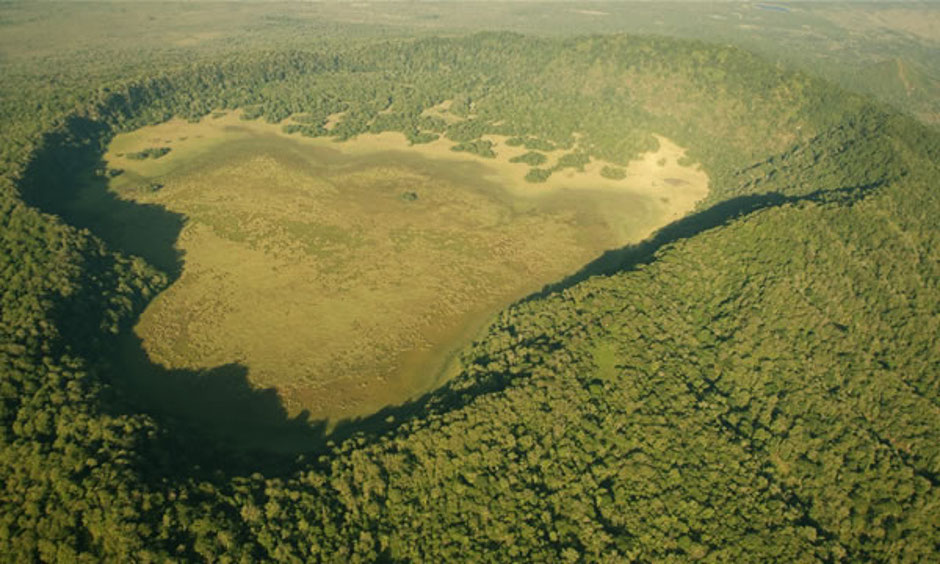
[{"left": 98, "top": 112, "right": 707, "bottom": 422}]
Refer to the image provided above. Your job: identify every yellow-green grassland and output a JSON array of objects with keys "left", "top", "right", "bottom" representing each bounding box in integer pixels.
[{"left": 100, "top": 111, "right": 708, "bottom": 426}]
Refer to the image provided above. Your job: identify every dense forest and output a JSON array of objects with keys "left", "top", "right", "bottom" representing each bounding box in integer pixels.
[{"left": 0, "top": 27, "right": 938, "bottom": 563}]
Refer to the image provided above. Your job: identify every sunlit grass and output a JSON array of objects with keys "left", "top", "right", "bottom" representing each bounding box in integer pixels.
[{"left": 105, "top": 113, "right": 708, "bottom": 421}]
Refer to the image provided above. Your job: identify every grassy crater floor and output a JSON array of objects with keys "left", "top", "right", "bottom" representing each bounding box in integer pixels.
[{"left": 98, "top": 112, "right": 708, "bottom": 422}]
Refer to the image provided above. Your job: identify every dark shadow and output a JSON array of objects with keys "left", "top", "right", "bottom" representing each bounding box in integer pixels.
[
  {"left": 526, "top": 179, "right": 888, "bottom": 301},
  {"left": 103, "top": 326, "right": 475, "bottom": 479},
  {"left": 15, "top": 110, "right": 894, "bottom": 479},
  {"left": 104, "top": 332, "right": 332, "bottom": 477},
  {"left": 15, "top": 115, "right": 331, "bottom": 476},
  {"left": 15, "top": 113, "right": 458, "bottom": 478},
  {"left": 18, "top": 115, "right": 185, "bottom": 278}
]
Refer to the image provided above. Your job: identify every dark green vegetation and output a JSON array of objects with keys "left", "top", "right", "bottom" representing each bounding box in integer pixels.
[
  {"left": 509, "top": 150, "right": 548, "bottom": 166},
  {"left": 450, "top": 139, "right": 496, "bottom": 158},
  {"left": 525, "top": 167, "right": 553, "bottom": 184},
  {"left": 508, "top": 135, "right": 558, "bottom": 152},
  {"left": 1, "top": 3, "right": 938, "bottom": 563},
  {"left": 601, "top": 164, "right": 627, "bottom": 180},
  {"left": 125, "top": 146, "right": 171, "bottom": 161},
  {"left": 554, "top": 151, "right": 591, "bottom": 172}
]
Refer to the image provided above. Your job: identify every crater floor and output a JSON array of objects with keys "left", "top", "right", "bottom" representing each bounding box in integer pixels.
[{"left": 101, "top": 112, "right": 708, "bottom": 422}]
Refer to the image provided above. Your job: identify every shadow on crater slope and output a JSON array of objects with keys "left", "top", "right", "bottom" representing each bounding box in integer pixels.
[
  {"left": 17, "top": 113, "right": 890, "bottom": 477},
  {"left": 112, "top": 328, "right": 449, "bottom": 476},
  {"left": 16, "top": 115, "right": 456, "bottom": 475},
  {"left": 110, "top": 332, "right": 322, "bottom": 459},
  {"left": 527, "top": 179, "right": 886, "bottom": 301},
  {"left": 19, "top": 116, "right": 185, "bottom": 278}
]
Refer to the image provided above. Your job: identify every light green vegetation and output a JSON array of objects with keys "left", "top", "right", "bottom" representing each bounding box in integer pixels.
[{"left": 101, "top": 114, "right": 707, "bottom": 422}]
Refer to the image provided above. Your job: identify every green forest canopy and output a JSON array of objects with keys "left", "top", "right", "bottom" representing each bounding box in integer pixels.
[{"left": 0, "top": 29, "right": 937, "bottom": 562}]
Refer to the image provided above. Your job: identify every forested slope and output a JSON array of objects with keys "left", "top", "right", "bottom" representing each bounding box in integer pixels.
[{"left": 0, "top": 33, "right": 937, "bottom": 561}]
